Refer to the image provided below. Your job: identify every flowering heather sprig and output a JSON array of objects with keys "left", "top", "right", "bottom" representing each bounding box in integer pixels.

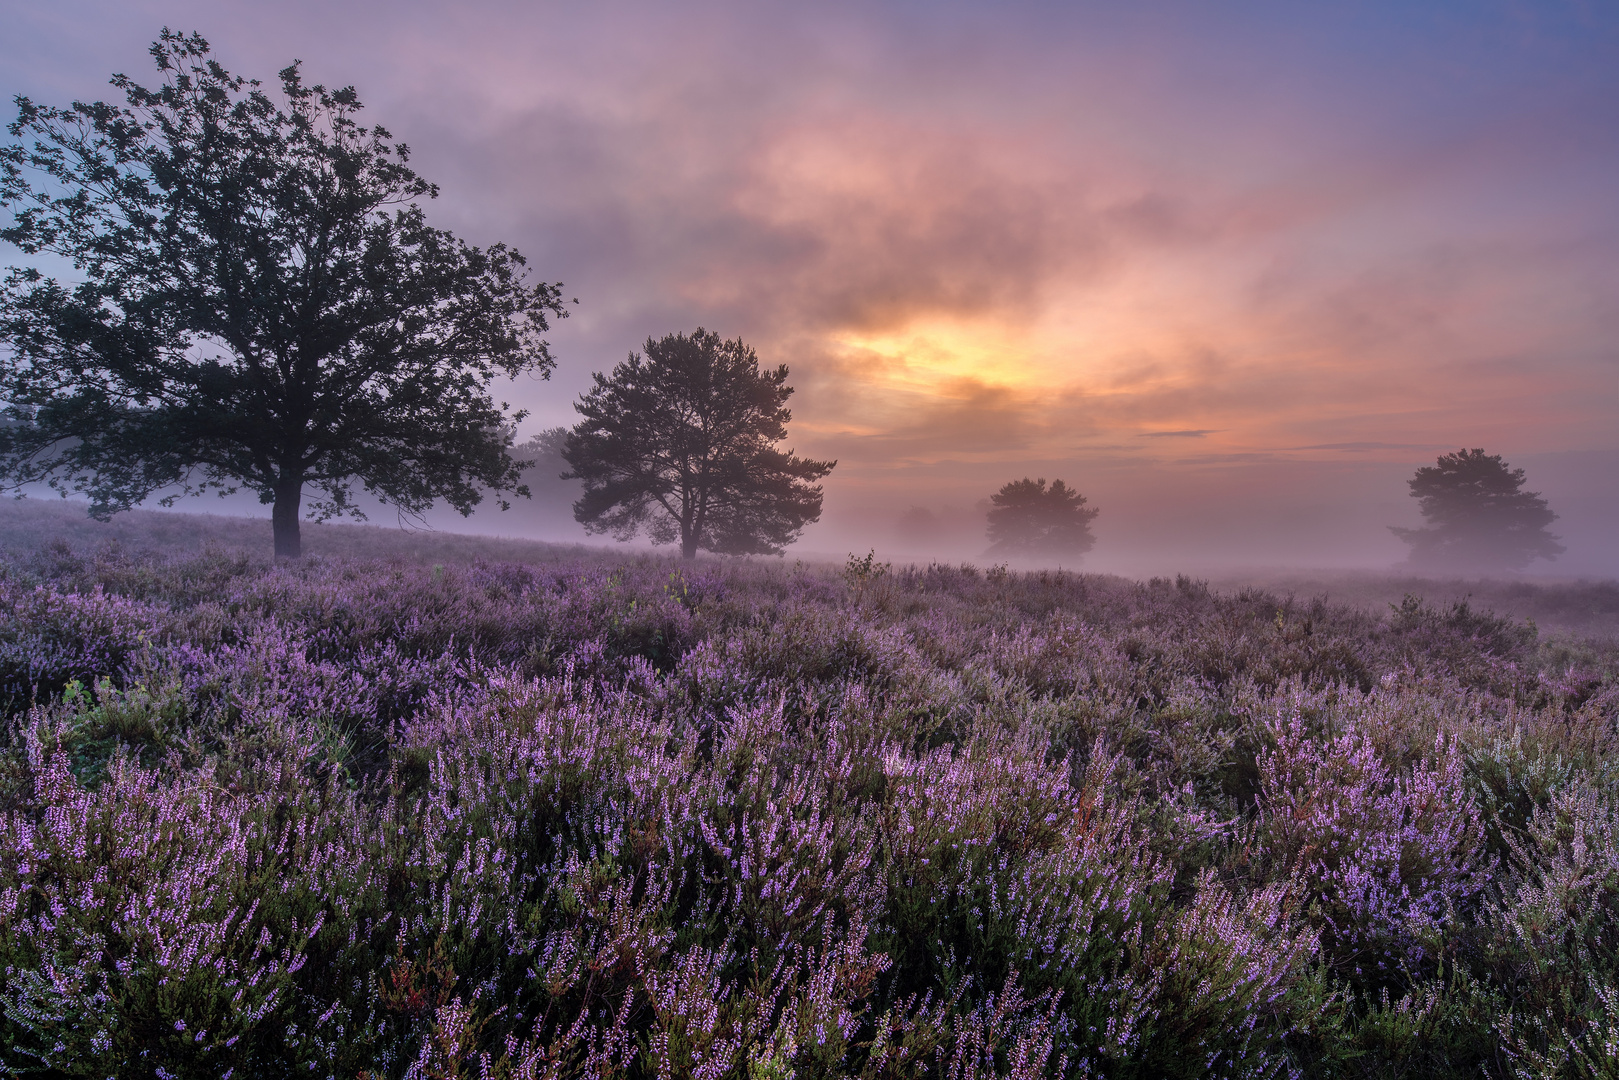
[
  {"left": 1, "top": 732, "right": 383, "bottom": 1073},
  {"left": 1259, "top": 712, "right": 1491, "bottom": 978},
  {"left": 1489, "top": 781, "right": 1619, "bottom": 1074},
  {"left": 0, "top": 581, "right": 168, "bottom": 713}
]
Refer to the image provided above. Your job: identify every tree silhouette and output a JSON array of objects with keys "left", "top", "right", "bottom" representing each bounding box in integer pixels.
[
  {"left": 894, "top": 505, "right": 938, "bottom": 547},
  {"left": 985, "top": 477, "right": 1098, "bottom": 559},
  {"left": 1390, "top": 448, "right": 1563, "bottom": 571},
  {"left": 563, "top": 329, "right": 834, "bottom": 559},
  {"left": 0, "top": 32, "right": 565, "bottom": 557}
]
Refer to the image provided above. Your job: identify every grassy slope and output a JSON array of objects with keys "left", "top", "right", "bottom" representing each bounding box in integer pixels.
[{"left": 0, "top": 497, "right": 606, "bottom": 565}]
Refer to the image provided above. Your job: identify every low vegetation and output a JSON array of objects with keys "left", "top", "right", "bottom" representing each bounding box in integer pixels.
[{"left": 0, "top": 523, "right": 1616, "bottom": 1078}]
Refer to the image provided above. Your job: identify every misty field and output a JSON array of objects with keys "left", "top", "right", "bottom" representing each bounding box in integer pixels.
[{"left": 1, "top": 514, "right": 1617, "bottom": 1078}]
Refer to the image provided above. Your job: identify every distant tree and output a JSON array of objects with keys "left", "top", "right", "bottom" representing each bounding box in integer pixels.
[
  {"left": 501, "top": 427, "right": 586, "bottom": 536},
  {"left": 894, "top": 505, "right": 937, "bottom": 546},
  {"left": 985, "top": 477, "right": 1098, "bottom": 558},
  {"left": 1390, "top": 448, "right": 1563, "bottom": 571},
  {"left": 0, "top": 31, "right": 566, "bottom": 557},
  {"left": 563, "top": 329, "right": 835, "bottom": 559},
  {"left": 511, "top": 427, "right": 575, "bottom": 499}
]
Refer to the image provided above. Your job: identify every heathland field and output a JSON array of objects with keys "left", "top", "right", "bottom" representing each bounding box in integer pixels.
[{"left": 1, "top": 506, "right": 1616, "bottom": 1078}]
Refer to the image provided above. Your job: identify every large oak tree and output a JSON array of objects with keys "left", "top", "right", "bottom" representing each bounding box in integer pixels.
[
  {"left": 563, "top": 329, "right": 834, "bottom": 558},
  {"left": 0, "top": 31, "right": 566, "bottom": 556},
  {"left": 1390, "top": 448, "right": 1562, "bottom": 571}
]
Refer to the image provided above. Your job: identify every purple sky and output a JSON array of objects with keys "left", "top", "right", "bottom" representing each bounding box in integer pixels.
[{"left": 4, "top": 1, "right": 1617, "bottom": 572}]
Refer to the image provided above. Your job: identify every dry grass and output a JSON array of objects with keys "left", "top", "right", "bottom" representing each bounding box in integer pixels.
[{"left": 0, "top": 497, "right": 608, "bottom": 565}]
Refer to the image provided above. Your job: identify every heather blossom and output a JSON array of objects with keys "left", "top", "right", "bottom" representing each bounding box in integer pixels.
[{"left": 0, "top": 539, "right": 1613, "bottom": 1077}]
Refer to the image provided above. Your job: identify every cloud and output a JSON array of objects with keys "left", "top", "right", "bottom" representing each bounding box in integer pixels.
[
  {"left": 330, "top": 3, "right": 1619, "bottom": 475},
  {"left": 1294, "top": 442, "right": 1449, "bottom": 452},
  {"left": 5, "top": 1, "right": 1619, "bottom": 571}
]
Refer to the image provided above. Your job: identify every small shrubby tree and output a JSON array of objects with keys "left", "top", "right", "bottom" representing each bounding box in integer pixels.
[
  {"left": 894, "top": 505, "right": 938, "bottom": 547},
  {"left": 1390, "top": 448, "right": 1563, "bottom": 571},
  {"left": 563, "top": 328, "right": 834, "bottom": 558},
  {"left": 510, "top": 426, "right": 579, "bottom": 504},
  {"left": 985, "top": 477, "right": 1098, "bottom": 559},
  {"left": 0, "top": 31, "right": 567, "bottom": 557},
  {"left": 486, "top": 427, "right": 586, "bottom": 540}
]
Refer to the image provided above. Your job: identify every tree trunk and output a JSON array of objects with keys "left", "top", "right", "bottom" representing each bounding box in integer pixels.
[
  {"left": 272, "top": 478, "right": 303, "bottom": 559},
  {"left": 681, "top": 498, "right": 698, "bottom": 559},
  {"left": 682, "top": 491, "right": 704, "bottom": 560}
]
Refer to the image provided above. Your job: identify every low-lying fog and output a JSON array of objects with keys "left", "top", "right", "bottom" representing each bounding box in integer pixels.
[
  {"left": 24, "top": 444, "right": 1613, "bottom": 580},
  {"left": 801, "top": 447, "right": 1619, "bottom": 579}
]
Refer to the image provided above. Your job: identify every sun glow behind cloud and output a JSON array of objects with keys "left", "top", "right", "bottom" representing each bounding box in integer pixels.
[
  {"left": 696, "top": 76, "right": 1619, "bottom": 473},
  {"left": 831, "top": 322, "right": 1044, "bottom": 394}
]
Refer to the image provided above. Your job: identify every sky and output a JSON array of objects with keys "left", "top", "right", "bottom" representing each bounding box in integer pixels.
[{"left": 3, "top": 0, "right": 1617, "bottom": 573}]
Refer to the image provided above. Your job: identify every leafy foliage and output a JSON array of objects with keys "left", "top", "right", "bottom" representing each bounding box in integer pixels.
[
  {"left": 986, "top": 478, "right": 1098, "bottom": 559},
  {"left": 0, "top": 31, "right": 567, "bottom": 557},
  {"left": 1390, "top": 449, "right": 1564, "bottom": 571},
  {"left": 564, "top": 329, "right": 835, "bottom": 558}
]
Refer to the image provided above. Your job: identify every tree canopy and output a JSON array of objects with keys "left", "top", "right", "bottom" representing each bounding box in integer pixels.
[
  {"left": 563, "top": 329, "right": 834, "bottom": 559},
  {"left": 1390, "top": 448, "right": 1562, "bottom": 571},
  {"left": 0, "top": 31, "right": 567, "bottom": 557},
  {"left": 985, "top": 477, "right": 1098, "bottom": 559}
]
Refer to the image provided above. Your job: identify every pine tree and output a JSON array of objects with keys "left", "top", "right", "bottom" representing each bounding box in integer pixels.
[
  {"left": 985, "top": 477, "right": 1098, "bottom": 559},
  {"left": 1390, "top": 448, "right": 1563, "bottom": 571},
  {"left": 564, "top": 329, "right": 834, "bottom": 558}
]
